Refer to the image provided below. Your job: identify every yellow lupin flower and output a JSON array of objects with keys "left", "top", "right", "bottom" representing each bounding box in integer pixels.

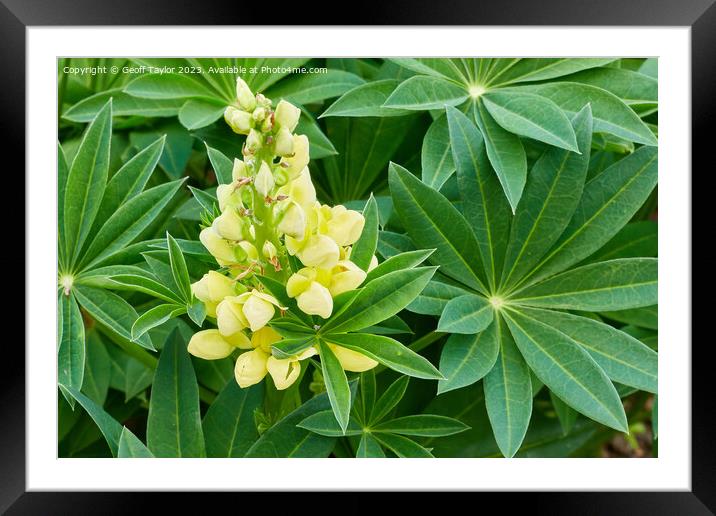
[
  {"left": 277, "top": 201, "right": 306, "bottom": 239},
  {"left": 235, "top": 77, "right": 257, "bottom": 111},
  {"left": 328, "top": 260, "right": 367, "bottom": 296},
  {"left": 251, "top": 326, "right": 283, "bottom": 353},
  {"left": 212, "top": 207, "right": 245, "bottom": 241},
  {"left": 280, "top": 134, "right": 309, "bottom": 179},
  {"left": 217, "top": 290, "right": 287, "bottom": 334},
  {"left": 295, "top": 234, "right": 340, "bottom": 270},
  {"left": 187, "top": 329, "right": 246, "bottom": 360},
  {"left": 327, "top": 343, "right": 378, "bottom": 372},
  {"left": 216, "top": 183, "right": 242, "bottom": 212},
  {"left": 191, "top": 271, "right": 236, "bottom": 317},
  {"left": 232, "top": 158, "right": 248, "bottom": 181},
  {"left": 254, "top": 161, "right": 275, "bottom": 197},
  {"left": 274, "top": 99, "right": 301, "bottom": 132},
  {"left": 267, "top": 346, "right": 317, "bottom": 390},
  {"left": 324, "top": 205, "right": 365, "bottom": 247},
  {"left": 286, "top": 267, "right": 333, "bottom": 319},
  {"left": 273, "top": 127, "right": 294, "bottom": 157},
  {"left": 200, "top": 226, "right": 237, "bottom": 266},
  {"left": 234, "top": 348, "right": 269, "bottom": 388},
  {"left": 224, "top": 106, "right": 252, "bottom": 135}
]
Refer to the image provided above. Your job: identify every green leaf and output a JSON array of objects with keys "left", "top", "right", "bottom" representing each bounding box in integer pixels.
[
  {"left": 473, "top": 99, "right": 527, "bottom": 212},
  {"left": 297, "top": 410, "right": 363, "bottom": 437},
  {"left": 407, "top": 277, "right": 472, "bottom": 316},
  {"left": 438, "top": 322, "right": 500, "bottom": 394},
  {"left": 64, "top": 100, "right": 112, "bottom": 265},
  {"left": 559, "top": 67, "right": 658, "bottom": 106},
  {"left": 63, "top": 89, "right": 184, "bottom": 122},
  {"left": 447, "top": 106, "right": 511, "bottom": 289},
  {"left": 383, "top": 75, "right": 469, "bottom": 111},
  {"left": 371, "top": 376, "right": 410, "bottom": 424},
  {"left": 601, "top": 305, "right": 658, "bottom": 330},
  {"left": 58, "top": 144, "right": 69, "bottom": 268},
  {"left": 517, "top": 82, "right": 657, "bottom": 145},
  {"left": 59, "top": 293, "right": 85, "bottom": 405},
  {"left": 147, "top": 329, "right": 206, "bottom": 457},
  {"left": 59, "top": 385, "right": 123, "bottom": 457},
  {"left": 584, "top": 221, "right": 658, "bottom": 264},
  {"left": 81, "top": 330, "right": 111, "bottom": 406},
  {"left": 205, "top": 144, "right": 234, "bottom": 185},
  {"left": 365, "top": 249, "right": 434, "bottom": 284},
  {"left": 421, "top": 114, "right": 455, "bottom": 190},
  {"left": 166, "top": 232, "right": 192, "bottom": 302},
  {"left": 319, "top": 341, "right": 352, "bottom": 433},
  {"left": 131, "top": 304, "right": 186, "bottom": 342},
  {"left": 265, "top": 69, "right": 365, "bottom": 104},
  {"left": 203, "top": 381, "right": 263, "bottom": 457},
  {"left": 361, "top": 314, "right": 413, "bottom": 336},
  {"left": 514, "top": 258, "right": 657, "bottom": 311},
  {"left": 350, "top": 194, "right": 379, "bottom": 271},
  {"left": 359, "top": 369, "right": 377, "bottom": 422},
  {"left": 389, "top": 163, "right": 487, "bottom": 293},
  {"left": 373, "top": 415, "right": 469, "bottom": 437},
  {"left": 377, "top": 230, "right": 415, "bottom": 258},
  {"left": 118, "top": 427, "right": 155, "bottom": 458},
  {"left": 487, "top": 58, "right": 617, "bottom": 86},
  {"left": 483, "top": 317, "right": 533, "bottom": 457},
  {"left": 499, "top": 105, "right": 593, "bottom": 289},
  {"left": 482, "top": 91, "right": 578, "bottom": 151},
  {"left": 124, "top": 73, "right": 217, "bottom": 100},
  {"left": 357, "top": 433, "right": 386, "bottom": 457},
  {"left": 372, "top": 433, "right": 433, "bottom": 458},
  {"left": 295, "top": 111, "right": 338, "bottom": 159},
  {"left": 521, "top": 146, "right": 658, "bottom": 286},
  {"left": 320, "top": 80, "right": 413, "bottom": 117},
  {"left": 325, "top": 333, "right": 442, "bottom": 380},
  {"left": 524, "top": 307, "right": 657, "bottom": 392},
  {"left": 245, "top": 381, "right": 357, "bottom": 457},
  {"left": 437, "top": 294, "right": 494, "bottom": 334},
  {"left": 550, "top": 391, "right": 578, "bottom": 436},
  {"left": 74, "top": 285, "right": 154, "bottom": 351},
  {"left": 503, "top": 309, "right": 628, "bottom": 432},
  {"left": 93, "top": 136, "right": 165, "bottom": 233},
  {"left": 187, "top": 299, "right": 207, "bottom": 327},
  {"left": 322, "top": 266, "right": 436, "bottom": 334},
  {"left": 389, "top": 58, "right": 471, "bottom": 83},
  {"left": 80, "top": 179, "right": 185, "bottom": 268},
  {"left": 100, "top": 270, "right": 183, "bottom": 304},
  {"left": 178, "top": 99, "right": 226, "bottom": 130}
]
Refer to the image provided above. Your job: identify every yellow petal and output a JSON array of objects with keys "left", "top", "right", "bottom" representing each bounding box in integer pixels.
[
  {"left": 251, "top": 326, "right": 283, "bottom": 353},
  {"left": 216, "top": 297, "right": 248, "bottom": 336},
  {"left": 206, "top": 271, "right": 236, "bottom": 301},
  {"left": 241, "top": 294, "right": 276, "bottom": 332},
  {"left": 277, "top": 201, "right": 306, "bottom": 239},
  {"left": 329, "top": 261, "right": 367, "bottom": 296},
  {"left": 235, "top": 78, "right": 256, "bottom": 111},
  {"left": 234, "top": 349, "right": 268, "bottom": 388},
  {"left": 224, "top": 330, "right": 253, "bottom": 350},
  {"left": 296, "top": 281, "right": 333, "bottom": 319},
  {"left": 274, "top": 99, "right": 301, "bottom": 132},
  {"left": 286, "top": 271, "right": 312, "bottom": 298},
  {"left": 190, "top": 274, "right": 211, "bottom": 302},
  {"left": 296, "top": 346, "right": 318, "bottom": 361},
  {"left": 254, "top": 161, "right": 275, "bottom": 197},
  {"left": 199, "top": 227, "right": 236, "bottom": 265},
  {"left": 297, "top": 234, "right": 339, "bottom": 269},
  {"left": 273, "top": 127, "right": 294, "bottom": 157},
  {"left": 266, "top": 356, "right": 301, "bottom": 390},
  {"left": 281, "top": 135, "right": 309, "bottom": 179},
  {"left": 326, "top": 206, "right": 365, "bottom": 247},
  {"left": 224, "top": 106, "right": 251, "bottom": 134},
  {"left": 216, "top": 184, "right": 242, "bottom": 212},
  {"left": 288, "top": 168, "right": 316, "bottom": 211},
  {"left": 212, "top": 208, "right": 245, "bottom": 241},
  {"left": 188, "top": 329, "right": 235, "bottom": 360},
  {"left": 368, "top": 255, "right": 379, "bottom": 272},
  {"left": 327, "top": 343, "right": 378, "bottom": 372},
  {"left": 232, "top": 158, "right": 248, "bottom": 181}
]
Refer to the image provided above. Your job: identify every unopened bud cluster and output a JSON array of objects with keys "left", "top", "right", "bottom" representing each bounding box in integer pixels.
[{"left": 188, "top": 78, "right": 379, "bottom": 390}]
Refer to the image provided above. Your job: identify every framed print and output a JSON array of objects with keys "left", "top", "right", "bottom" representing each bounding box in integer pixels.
[{"left": 6, "top": 0, "right": 712, "bottom": 512}]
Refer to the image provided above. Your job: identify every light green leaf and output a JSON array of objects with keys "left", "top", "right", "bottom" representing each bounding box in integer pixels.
[
  {"left": 203, "top": 381, "right": 263, "bottom": 457},
  {"left": 487, "top": 58, "right": 617, "bottom": 86},
  {"left": 383, "top": 75, "right": 469, "bottom": 111},
  {"left": 59, "top": 293, "right": 85, "bottom": 405},
  {"left": 319, "top": 341, "right": 352, "bottom": 433},
  {"left": 447, "top": 106, "right": 512, "bottom": 289},
  {"left": 320, "top": 80, "right": 413, "bottom": 117},
  {"left": 350, "top": 194, "right": 379, "bottom": 271},
  {"left": 504, "top": 309, "right": 628, "bottom": 432},
  {"left": 389, "top": 58, "right": 472, "bottom": 83},
  {"left": 205, "top": 144, "right": 234, "bottom": 185},
  {"left": 373, "top": 415, "right": 469, "bottom": 437},
  {"left": 389, "top": 163, "right": 487, "bottom": 293},
  {"left": 559, "top": 67, "right": 657, "bottom": 106},
  {"left": 265, "top": 69, "right": 365, "bottom": 104},
  {"left": 297, "top": 411, "right": 363, "bottom": 437},
  {"left": 74, "top": 285, "right": 154, "bottom": 350},
  {"left": 63, "top": 89, "right": 183, "bottom": 122},
  {"left": 371, "top": 376, "right": 409, "bottom": 424},
  {"left": 482, "top": 91, "right": 578, "bottom": 151},
  {"left": 407, "top": 276, "right": 472, "bottom": 316},
  {"left": 521, "top": 146, "right": 658, "bottom": 286},
  {"left": 422, "top": 114, "right": 456, "bottom": 190},
  {"left": 473, "top": 99, "right": 527, "bottom": 212},
  {"left": 500, "top": 105, "right": 593, "bottom": 289},
  {"left": 325, "top": 333, "right": 442, "bottom": 380},
  {"left": 365, "top": 249, "right": 434, "bottom": 284},
  {"left": 372, "top": 433, "right": 433, "bottom": 458},
  {"left": 522, "top": 307, "right": 657, "bottom": 393},
  {"left": 147, "top": 329, "right": 206, "bottom": 457},
  {"left": 357, "top": 433, "right": 386, "bottom": 457},
  {"left": 601, "top": 305, "right": 658, "bottom": 330},
  {"left": 64, "top": 100, "right": 112, "bottom": 265},
  {"left": 166, "top": 232, "right": 192, "bottom": 302},
  {"left": 124, "top": 73, "right": 217, "bottom": 100},
  {"left": 516, "top": 82, "right": 657, "bottom": 145},
  {"left": 438, "top": 322, "right": 500, "bottom": 394},
  {"left": 322, "top": 266, "right": 436, "bottom": 334},
  {"left": 178, "top": 99, "right": 226, "bottom": 130},
  {"left": 118, "top": 427, "right": 154, "bottom": 458},
  {"left": 483, "top": 317, "right": 533, "bottom": 457},
  {"left": 131, "top": 304, "right": 186, "bottom": 341},
  {"left": 514, "top": 258, "right": 657, "bottom": 311},
  {"left": 437, "top": 294, "right": 494, "bottom": 334},
  {"left": 102, "top": 271, "right": 183, "bottom": 304}
]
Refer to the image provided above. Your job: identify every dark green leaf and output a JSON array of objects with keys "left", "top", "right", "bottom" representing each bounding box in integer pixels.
[
  {"left": 373, "top": 415, "right": 469, "bottom": 437},
  {"left": 118, "top": 427, "right": 154, "bottom": 458},
  {"left": 319, "top": 341, "right": 352, "bottom": 433},
  {"left": 437, "top": 294, "right": 494, "bottom": 334},
  {"left": 203, "top": 381, "right": 263, "bottom": 457},
  {"left": 351, "top": 194, "right": 379, "bottom": 271},
  {"left": 383, "top": 75, "right": 469, "bottom": 111},
  {"left": 438, "top": 322, "right": 500, "bottom": 394}
]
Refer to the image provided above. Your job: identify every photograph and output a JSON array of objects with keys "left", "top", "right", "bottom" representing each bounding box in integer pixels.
[{"left": 55, "top": 56, "right": 659, "bottom": 460}]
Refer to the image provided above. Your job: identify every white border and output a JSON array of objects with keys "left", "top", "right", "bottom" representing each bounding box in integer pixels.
[{"left": 28, "top": 27, "right": 690, "bottom": 490}]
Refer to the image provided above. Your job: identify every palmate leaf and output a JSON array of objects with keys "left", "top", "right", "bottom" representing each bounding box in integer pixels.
[
  {"left": 297, "top": 411, "right": 363, "bottom": 437},
  {"left": 320, "top": 80, "right": 413, "bottom": 118},
  {"left": 124, "top": 73, "right": 219, "bottom": 101},
  {"left": 63, "top": 89, "right": 184, "bottom": 122},
  {"left": 407, "top": 275, "right": 472, "bottom": 316},
  {"left": 383, "top": 75, "right": 469, "bottom": 111},
  {"left": 372, "top": 433, "right": 433, "bottom": 458},
  {"left": 357, "top": 433, "right": 386, "bottom": 457},
  {"left": 437, "top": 294, "right": 494, "bottom": 334},
  {"left": 365, "top": 249, "right": 434, "bottom": 283},
  {"left": 131, "top": 304, "right": 187, "bottom": 342},
  {"left": 118, "top": 427, "right": 155, "bottom": 458},
  {"left": 485, "top": 58, "right": 617, "bottom": 87},
  {"left": 178, "top": 99, "right": 226, "bottom": 130},
  {"left": 421, "top": 114, "right": 455, "bottom": 190},
  {"left": 370, "top": 375, "right": 410, "bottom": 424},
  {"left": 81, "top": 330, "right": 111, "bottom": 406},
  {"left": 438, "top": 322, "right": 500, "bottom": 394}
]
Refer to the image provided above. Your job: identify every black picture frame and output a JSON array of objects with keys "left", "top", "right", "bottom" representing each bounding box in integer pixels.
[{"left": 6, "top": 0, "right": 710, "bottom": 512}]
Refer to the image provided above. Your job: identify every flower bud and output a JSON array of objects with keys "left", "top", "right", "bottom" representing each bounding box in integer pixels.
[
  {"left": 246, "top": 129, "right": 262, "bottom": 154},
  {"left": 256, "top": 93, "right": 271, "bottom": 108},
  {"left": 327, "top": 343, "right": 378, "bottom": 372},
  {"left": 237, "top": 240, "right": 259, "bottom": 262},
  {"left": 262, "top": 241, "right": 277, "bottom": 260},
  {"left": 232, "top": 158, "right": 248, "bottom": 181},
  {"left": 200, "top": 226, "right": 236, "bottom": 265},
  {"left": 285, "top": 168, "right": 316, "bottom": 211},
  {"left": 241, "top": 290, "right": 285, "bottom": 331},
  {"left": 251, "top": 326, "right": 282, "bottom": 353},
  {"left": 273, "top": 127, "right": 294, "bottom": 157},
  {"left": 281, "top": 135, "right": 310, "bottom": 179},
  {"left": 188, "top": 330, "right": 236, "bottom": 360},
  {"left": 326, "top": 206, "right": 365, "bottom": 247},
  {"left": 236, "top": 78, "right": 256, "bottom": 111},
  {"left": 296, "top": 234, "right": 340, "bottom": 269},
  {"left": 216, "top": 184, "right": 242, "bottom": 212},
  {"left": 329, "top": 260, "right": 367, "bottom": 296},
  {"left": 277, "top": 201, "right": 306, "bottom": 239},
  {"left": 254, "top": 161, "right": 275, "bottom": 197},
  {"left": 191, "top": 271, "right": 236, "bottom": 317},
  {"left": 234, "top": 348, "right": 269, "bottom": 388},
  {"left": 267, "top": 356, "right": 301, "bottom": 390},
  {"left": 225, "top": 106, "right": 252, "bottom": 135},
  {"left": 252, "top": 106, "right": 267, "bottom": 123},
  {"left": 296, "top": 281, "right": 333, "bottom": 319},
  {"left": 216, "top": 296, "right": 249, "bottom": 336},
  {"left": 274, "top": 100, "right": 301, "bottom": 132},
  {"left": 212, "top": 208, "right": 245, "bottom": 241}
]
